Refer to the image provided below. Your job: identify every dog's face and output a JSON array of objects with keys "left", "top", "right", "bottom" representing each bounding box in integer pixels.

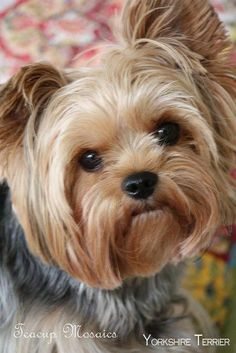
[{"left": 0, "top": 0, "right": 236, "bottom": 289}]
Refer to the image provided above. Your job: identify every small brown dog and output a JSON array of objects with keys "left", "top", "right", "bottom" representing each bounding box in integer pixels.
[{"left": 0, "top": 1, "right": 235, "bottom": 352}]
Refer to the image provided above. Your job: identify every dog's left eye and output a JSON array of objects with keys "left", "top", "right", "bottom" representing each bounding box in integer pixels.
[
  {"left": 79, "top": 150, "right": 102, "bottom": 172},
  {"left": 155, "top": 122, "right": 180, "bottom": 146}
]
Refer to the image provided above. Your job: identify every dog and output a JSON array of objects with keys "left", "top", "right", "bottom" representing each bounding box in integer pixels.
[{"left": 0, "top": 0, "right": 235, "bottom": 352}]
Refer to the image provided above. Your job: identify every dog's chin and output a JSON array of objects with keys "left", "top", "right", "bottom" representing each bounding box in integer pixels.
[{"left": 117, "top": 206, "right": 183, "bottom": 281}]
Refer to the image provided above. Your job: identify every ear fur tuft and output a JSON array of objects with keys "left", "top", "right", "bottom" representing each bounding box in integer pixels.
[
  {"left": 121, "top": 0, "right": 231, "bottom": 60},
  {"left": 0, "top": 63, "right": 67, "bottom": 156}
]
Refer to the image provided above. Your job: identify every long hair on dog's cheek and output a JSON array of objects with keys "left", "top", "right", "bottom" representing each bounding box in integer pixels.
[
  {"left": 171, "top": 162, "right": 220, "bottom": 259},
  {"left": 27, "top": 154, "right": 111, "bottom": 289},
  {"left": 82, "top": 184, "right": 123, "bottom": 289},
  {"left": 193, "top": 71, "right": 236, "bottom": 225}
]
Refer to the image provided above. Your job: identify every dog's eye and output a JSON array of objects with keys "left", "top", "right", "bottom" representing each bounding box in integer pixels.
[
  {"left": 79, "top": 150, "right": 102, "bottom": 172},
  {"left": 155, "top": 122, "right": 180, "bottom": 146}
]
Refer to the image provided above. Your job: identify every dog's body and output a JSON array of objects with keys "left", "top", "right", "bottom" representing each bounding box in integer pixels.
[
  {"left": 0, "top": 0, "right": 236, "bottom": 352},
  {"left": 0, "top": 185, "right": 205, "bottom": 353}
]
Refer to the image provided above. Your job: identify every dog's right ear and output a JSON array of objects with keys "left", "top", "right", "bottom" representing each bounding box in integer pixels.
[{"left": 0, "top": 63, "right": 67, "bottom": 170}]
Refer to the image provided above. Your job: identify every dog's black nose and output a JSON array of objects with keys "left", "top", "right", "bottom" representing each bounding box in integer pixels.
[{"left": 122, "top": 171, "right": 158, "bottom": 200}]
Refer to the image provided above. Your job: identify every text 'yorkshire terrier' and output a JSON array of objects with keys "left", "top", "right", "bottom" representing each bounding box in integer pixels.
[{"left": 0, "top": 0, "right": 236, "bottom": 352}]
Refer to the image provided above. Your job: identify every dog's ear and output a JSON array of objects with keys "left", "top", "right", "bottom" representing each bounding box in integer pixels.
[
  {"left": 0, "top": 63, "right": 67, "bottom": 166},
  {"left": 121, "top": 0, "right": 230, "bottom": 61}
]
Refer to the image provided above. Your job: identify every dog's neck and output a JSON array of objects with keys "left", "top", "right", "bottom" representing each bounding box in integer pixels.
[{"left": 0, "top": 183, "right": 182, "bottom": 339}]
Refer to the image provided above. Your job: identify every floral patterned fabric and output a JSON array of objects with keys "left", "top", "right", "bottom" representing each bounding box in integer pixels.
[
  {"left": 0, "top": 0, "right": 122, "bottom": 83},
  {"left": 0, "top": 0, "right": 234, "bottom": 83},
  {"left": 213, "top": 0, "right": 236, "bottom": 61},
  {"left": 183, "top": 253, "right": 233, "bottom": 327}
]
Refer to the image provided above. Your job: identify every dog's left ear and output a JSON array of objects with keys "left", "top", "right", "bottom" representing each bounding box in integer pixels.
[{"left": 120, "top": 0, "right": 230, "bottom": 63}]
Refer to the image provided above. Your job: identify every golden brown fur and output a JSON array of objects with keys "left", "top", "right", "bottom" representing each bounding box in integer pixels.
[{"left": 0, "top": 0, "right": 236, "bottom": 290}]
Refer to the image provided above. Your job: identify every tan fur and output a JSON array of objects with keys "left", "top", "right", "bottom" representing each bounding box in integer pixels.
[{"left": 0, "top": 0, "right": 236, "bottom": 289}]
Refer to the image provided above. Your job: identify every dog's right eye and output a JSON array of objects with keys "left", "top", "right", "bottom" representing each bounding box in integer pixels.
[{"left": 79, "top": 150, "right": 102, "bottom": 172}]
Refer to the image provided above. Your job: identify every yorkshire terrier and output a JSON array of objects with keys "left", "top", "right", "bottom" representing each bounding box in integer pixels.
[{"left": 0, "top": 0, "right": 236, "bottom": 352}]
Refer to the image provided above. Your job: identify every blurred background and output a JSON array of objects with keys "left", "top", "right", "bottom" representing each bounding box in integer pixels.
[
  {"left": 0, "top": 0, "right": 235, "bottom": 83},
  {"left": 0, "top": 0, "right": 235, "bottom": 351}
]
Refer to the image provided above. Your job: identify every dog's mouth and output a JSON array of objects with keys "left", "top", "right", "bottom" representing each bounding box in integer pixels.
[{"left": 131, "top": 205, "right": 160, "bottom": 219}]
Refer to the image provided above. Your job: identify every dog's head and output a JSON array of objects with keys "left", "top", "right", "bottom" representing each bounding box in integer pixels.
[{"left": 0, "top": 0, "right": 235, "bottom": 289}]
